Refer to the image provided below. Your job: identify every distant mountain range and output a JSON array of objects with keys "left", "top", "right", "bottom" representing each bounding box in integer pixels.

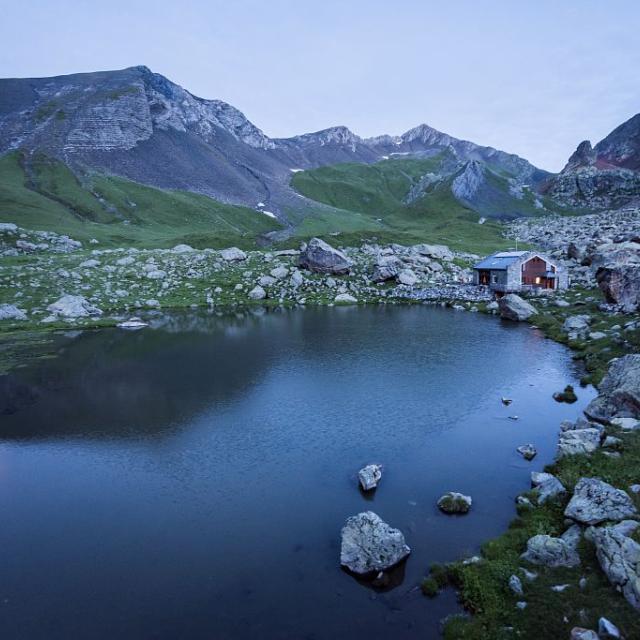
[{"left": 0, "top": 65, "right": 639, "bottom": 244}]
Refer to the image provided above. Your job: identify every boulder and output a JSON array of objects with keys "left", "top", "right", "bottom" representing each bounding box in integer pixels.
[
  {"left": 258, "top": 275, "right": 276, "bottom": 287},
  {"left": 220, "top": 247, "right": 247, "bottom": 262},
  {"left": 531, "top": 472, "right": 566, "bottom": 504},
  {"left": 517, "top": 444, "right": 537, "bottom": 461},
  {"left": 596, "top": 263, "right": 640, "bottom": 312},
  {"left": 521, "top": 531, "right": 581, "bottom": 568},
  {"left": 371, "top": 256, "right": 401, "bottom": 282},
  {"left": 565, "top": 478, "right": 637, "bottom": 525},
  {"left": 498, "top": 294, "right": 537, "bottom": 321},
  {"left": 585, "top": 355, "right": 640, "bottom": 422},
  {"left": 0, "top": 303, "right": 27, "bottom": 321},
  {"left": 358, "top": 464, "right": 383, "bottom": 491},
  {"left": 340, "top": 511, "right": 411, "bottom": 575},
  {"left": 557, "top": 428, "right": 602, "bottom": 457},
  {"left": 299, "top": 238, "right": 351, "bottom": 275},
  {"left": 437, "top": 492, "right": 472, "bottom": 514},
  {"left": 562, "top": 314, "right": 591, "bottom": 339},
  {"left": 591, "top": 520, "right": 640, "bottom": 610},
  {"left": 414, "top": 243, "right": 454, "bottom": 261},
  {"left": 270, "top": 266, "right": 289, "bottom": 280},
  {"left": 47, "top": 294, "right": 102, "bottom": 319},
  {"left": 248, "top": 285, "right": 266, "bottom": 300},
  {"left": 599, "top": 617, "right": 623, "bottom": 639},
  {"left": 397, "top": 269, "right": 418, "bottom": 286}
]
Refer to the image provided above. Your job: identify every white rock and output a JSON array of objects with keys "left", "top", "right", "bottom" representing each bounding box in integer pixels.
[
  {"left": 358, "top": 464, "right": 383, "bottom": 491},
  {"left": 220, "top": 247, "right": 247, "bottom": 262},
  {"left": 117, "top": 317, "right": 148, "bottom": 330},
  {"left": 340, "top": 511, "right": 411, "bottom": 575},
  {"left": 248, "top": 285, "right": 267, "bottom": 300},
  {"left": 565, "top": 478, "right": 637, "bottom": 525},
  {"left": 47, "top": 294, "right": 102, "bottom": 319}
]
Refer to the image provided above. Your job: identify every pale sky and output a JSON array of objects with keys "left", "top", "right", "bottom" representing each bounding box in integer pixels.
[{"left": 1, "top": 0, "right": 639, "bottom": 171}]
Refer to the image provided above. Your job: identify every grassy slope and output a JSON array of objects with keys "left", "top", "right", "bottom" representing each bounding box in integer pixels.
[
  {"left": 0, "top": 152, "right": 281, "bottom": 248},
  {"left": 290, "top": 158, "right": 524, "bottom": 254}
]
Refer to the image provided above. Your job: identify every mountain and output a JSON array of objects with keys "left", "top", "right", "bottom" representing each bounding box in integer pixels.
[
  {"left": 0, "top": 65, "right": 554, "bottom": 234},
  {"left": 544, "top": 113, "right": 640, "bottom": 209}
]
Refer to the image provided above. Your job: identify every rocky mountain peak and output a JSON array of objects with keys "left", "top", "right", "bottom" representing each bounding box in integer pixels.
[
  {"left": 594, "top": 113, "right": 640, "bottom": 171},
  {"left": 288, "top": 126, "right": 361, "bottom": 147},
  {"left": 563, "top": 140, "right": 597, "bottom": 172},
  {"left": 401, "top": 123, "right": 452, "bottom": 146}
]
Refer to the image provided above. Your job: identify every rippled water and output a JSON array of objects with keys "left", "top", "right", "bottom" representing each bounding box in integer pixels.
[{"left": 0, "top": 305, "right": 595, "bottom": 639}]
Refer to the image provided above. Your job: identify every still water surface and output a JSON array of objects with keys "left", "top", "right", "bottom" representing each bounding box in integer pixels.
[{"left": 0, "top": 306, "right": 595, "bottom": 639}]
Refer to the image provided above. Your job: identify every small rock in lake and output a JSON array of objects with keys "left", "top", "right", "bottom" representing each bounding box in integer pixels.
[
  {"left": 516, "top": 444, "right": 537, "bottom": 460},
  {"left": 437, "top": 492, "right": 472, "bottom": 514},
  {"left": 358, "top": 464, "right": 383, "bottom": 491}
]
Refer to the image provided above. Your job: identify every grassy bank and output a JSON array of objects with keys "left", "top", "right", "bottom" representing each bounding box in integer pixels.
[{"left": 423, "top": 289, "right": 640, "bottom": 639}]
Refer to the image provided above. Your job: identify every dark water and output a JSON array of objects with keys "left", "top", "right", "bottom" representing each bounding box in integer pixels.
[{"left": 0, "top": 306, "right": 595, "bottom": 639}]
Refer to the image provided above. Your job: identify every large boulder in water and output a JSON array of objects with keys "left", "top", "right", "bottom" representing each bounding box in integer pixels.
[
  {"left": 565, "top": 477, "right": 637, "bottom": 525},
  {"left": 498, "top": 294, "right": 537, "bottom": 321},
  {"left": 299, "top": 238, "right": 352, "bottom": 275},
  {"left": 596, "top": 263, "right": 640, "bottom": 312},
  {"left": 340, "top": 511, "right": 410, "bottom": 575},
  {"left": 585, "top": 354, "right": 640, "bottom": 422}
]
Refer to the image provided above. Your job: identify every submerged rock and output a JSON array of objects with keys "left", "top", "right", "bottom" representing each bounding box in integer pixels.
[
  {"left": 498, "top": 294, "right": 537, "bottom": 321},
  {"left": 565, "top": 478, "right": 637, "bottom": 525},
  {"left": 437, "top": 492, "right": 472, "bottom": 514},
  {"left": 358, "top": 464, "right": 383, "bottom": 491},
  {"left": 340, "top": 511, "right": 411, "bottom": 575},
  {"left": 299, "top": 238, "right": 351, "bottom": 275},
  {"left": 516, "top": 444, "right": 537, "bottom": 461}
]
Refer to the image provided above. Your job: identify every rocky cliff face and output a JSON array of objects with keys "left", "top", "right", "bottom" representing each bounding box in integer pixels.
[
  {"left": 545, "top": 114, "right": 640, "bottom": 210},
  {"left": 0, "top": 65, "right": 547, "bottom": 219}
]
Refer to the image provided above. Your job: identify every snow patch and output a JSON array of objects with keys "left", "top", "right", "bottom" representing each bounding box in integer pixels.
[{"left": 290, "top": 168, "right": 304, "bottom": 173}]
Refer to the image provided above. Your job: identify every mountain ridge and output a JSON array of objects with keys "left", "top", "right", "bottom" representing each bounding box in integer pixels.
[{"left": 0, "top": 65, "right": 549, "bottom": 222}]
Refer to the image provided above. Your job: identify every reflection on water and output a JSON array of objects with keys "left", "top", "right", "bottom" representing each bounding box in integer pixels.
[{"left": 0, "top": 306, "right": 595, "bottom": 639}]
